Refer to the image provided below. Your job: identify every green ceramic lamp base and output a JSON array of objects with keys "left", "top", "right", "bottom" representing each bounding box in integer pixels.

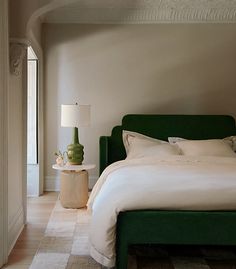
[{"left": 67, "top": 127, "right": 84, "bottom": 165}]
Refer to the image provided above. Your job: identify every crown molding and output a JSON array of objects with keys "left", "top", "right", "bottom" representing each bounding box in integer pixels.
[{"left": 43, "top": 0, "right": 236, "bottom": 24}]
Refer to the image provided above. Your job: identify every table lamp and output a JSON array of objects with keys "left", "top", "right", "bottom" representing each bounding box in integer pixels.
[{"left": 61, "top": 103, "right": 90, "bottom": 165}]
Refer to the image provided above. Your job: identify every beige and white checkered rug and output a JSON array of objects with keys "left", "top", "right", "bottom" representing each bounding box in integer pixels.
[{"left": 29, "top": 200, "right": 236, "bottom": 269}]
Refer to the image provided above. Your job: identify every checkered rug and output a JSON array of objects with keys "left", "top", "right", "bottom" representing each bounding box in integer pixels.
[{"left": 29, "top": 200, "right": 236, "bottom": 269}]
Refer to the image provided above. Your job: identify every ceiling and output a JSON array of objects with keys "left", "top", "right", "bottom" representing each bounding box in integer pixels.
[{"left": 42, "top": 0, "right": 236, "bottom": 24}]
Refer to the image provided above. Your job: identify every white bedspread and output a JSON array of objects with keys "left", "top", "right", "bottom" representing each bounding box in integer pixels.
[{"left": 87, "top": 156, "right": 236, "bottom": 268}]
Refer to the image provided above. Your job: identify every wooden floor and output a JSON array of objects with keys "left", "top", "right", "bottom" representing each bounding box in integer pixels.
[{"left": 3, "top": 192, "right": 58, "bottom": 269}]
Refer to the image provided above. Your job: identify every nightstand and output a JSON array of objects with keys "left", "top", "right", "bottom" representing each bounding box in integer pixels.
[{"left": 52, "top": 164, "right": 95, "bottom": 208}]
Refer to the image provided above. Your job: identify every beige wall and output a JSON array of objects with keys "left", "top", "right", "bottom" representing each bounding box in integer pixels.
[
  {"left": 8, "top": 64, "right": 27, "bottom": 251},
  {"left": 8, "top": 0, "right": 29, "bottom": 254},
  {"left": 43, "top": 23, "right": 236, "bottom": 186},
  {"left": 0, "top": 0, "right": 9, "bottom": 264}
]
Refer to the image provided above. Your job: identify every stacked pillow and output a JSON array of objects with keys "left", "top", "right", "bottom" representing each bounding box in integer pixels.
[
  {"left": 123, "top": 130, "right": 236, "bottom": 159},
  {"left": 168, "top": 137, "right": 236, "bottom": 158},
  {"left": 123, "top": 131, "right": 180, "bottom": 159}
]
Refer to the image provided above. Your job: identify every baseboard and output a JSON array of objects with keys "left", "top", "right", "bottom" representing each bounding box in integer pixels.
[
  {"left": 45, "top": 175, "right": 98, "bottom": 192},
  {"left": 8, "top": 205, "right": 24, "bottom": 254},
  {"left": 45, "top": 176, "right": 60, "bottom": 191}
]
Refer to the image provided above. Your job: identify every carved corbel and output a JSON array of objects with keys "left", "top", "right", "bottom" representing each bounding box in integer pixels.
[{"left": 9, "top": 39, "right": 28, "bottom": 76}]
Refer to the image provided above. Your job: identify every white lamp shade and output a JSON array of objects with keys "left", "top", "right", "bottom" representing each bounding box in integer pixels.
[{"left": 61, "top": 104, "right": 90, "bottom": 127}]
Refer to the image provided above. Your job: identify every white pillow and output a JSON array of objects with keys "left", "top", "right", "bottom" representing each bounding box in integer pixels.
[
  {"left": 123, "top": 130, "right": 166, "bottom": 154},
  {"left": 175, "top": 139, "right": 236, "bottom": 157},
  {"left": 224, "top": 136, "right": 236, "bottom": 151},
  {"left": 123, "top": 132, "right": 180, "bottom": 159},
  {"left": 168, "top": 136, "right": 236, "bottom": 151}
]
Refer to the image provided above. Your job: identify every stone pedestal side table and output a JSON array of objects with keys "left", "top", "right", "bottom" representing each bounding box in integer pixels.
[{"left": 52, "top": 164, "right": 95, "bottom": 208}]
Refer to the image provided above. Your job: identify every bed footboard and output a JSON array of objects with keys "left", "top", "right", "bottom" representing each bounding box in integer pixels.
[{"left": 116, "top": 210, "right": 236, "bottom": 269}]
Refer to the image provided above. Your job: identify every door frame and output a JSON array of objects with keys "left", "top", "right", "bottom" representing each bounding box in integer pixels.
[{"left": 0, "top": 0, "right": 9, "bottom": 266}]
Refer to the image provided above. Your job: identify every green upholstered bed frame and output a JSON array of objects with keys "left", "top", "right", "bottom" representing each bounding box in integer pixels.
[{"left": 99, "top": 115, "right": 236, "bottom": 269}]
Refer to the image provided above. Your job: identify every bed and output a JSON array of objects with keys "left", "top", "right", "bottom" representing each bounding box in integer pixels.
[{"left": 95, "top": 114, "right": 236, "bottom": 269}]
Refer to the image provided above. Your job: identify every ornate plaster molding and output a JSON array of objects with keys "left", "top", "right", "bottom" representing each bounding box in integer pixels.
[
  {"left": 9, "top": 39, "right": 29, "bottom": 76},
  {"left": 43, "top": 0, "right": 236, "bottom": 24}
]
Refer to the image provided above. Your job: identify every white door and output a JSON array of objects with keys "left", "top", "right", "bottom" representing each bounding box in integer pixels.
[{"left": 0, "top": 0, "right": 9, "bottom": 266}]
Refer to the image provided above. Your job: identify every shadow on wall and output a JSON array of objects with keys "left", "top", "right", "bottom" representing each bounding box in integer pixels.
[
  {"left": 44, "top": 42, "right": 59, "bottom": 176},
  {"left": 42, "top": 23, "right": 236, "bottom": 136},
  {"left": 139, "top": 85, "right": 236, "bottom": 119},
  {"left": 43, "top": 24, "right": 124, "bottom": 49}
]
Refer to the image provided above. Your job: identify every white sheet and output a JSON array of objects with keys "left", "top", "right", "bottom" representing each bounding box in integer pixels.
[{"left": 88, "top": 155, "right": 236, "bottom": 268}]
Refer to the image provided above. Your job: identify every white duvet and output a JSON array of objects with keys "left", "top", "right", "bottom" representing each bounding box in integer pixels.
[{"left": 87, "top": 155, "right": 236, "bottom": 268}]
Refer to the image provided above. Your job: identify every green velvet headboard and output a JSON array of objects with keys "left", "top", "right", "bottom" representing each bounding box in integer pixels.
[{"left": 100, "top": 115, "right": 236, "bottom": 174}]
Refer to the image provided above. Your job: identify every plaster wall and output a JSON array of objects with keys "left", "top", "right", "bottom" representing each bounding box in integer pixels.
[
  {"left": 43, "top": 23, "right": 236, "bottom": 186},
  {"left": 8, "top": 0, "right": 36, "bottom": 253},
  {"left": 0, "top": 0, "right": 9, "bottom": 265},
  {"left": 8, "top": 56, "right": 27, "bottom": 252}
]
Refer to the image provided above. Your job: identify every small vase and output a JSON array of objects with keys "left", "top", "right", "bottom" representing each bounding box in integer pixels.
[{"left": 56, "top": 156, "right": 64, "bottom": 166}]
